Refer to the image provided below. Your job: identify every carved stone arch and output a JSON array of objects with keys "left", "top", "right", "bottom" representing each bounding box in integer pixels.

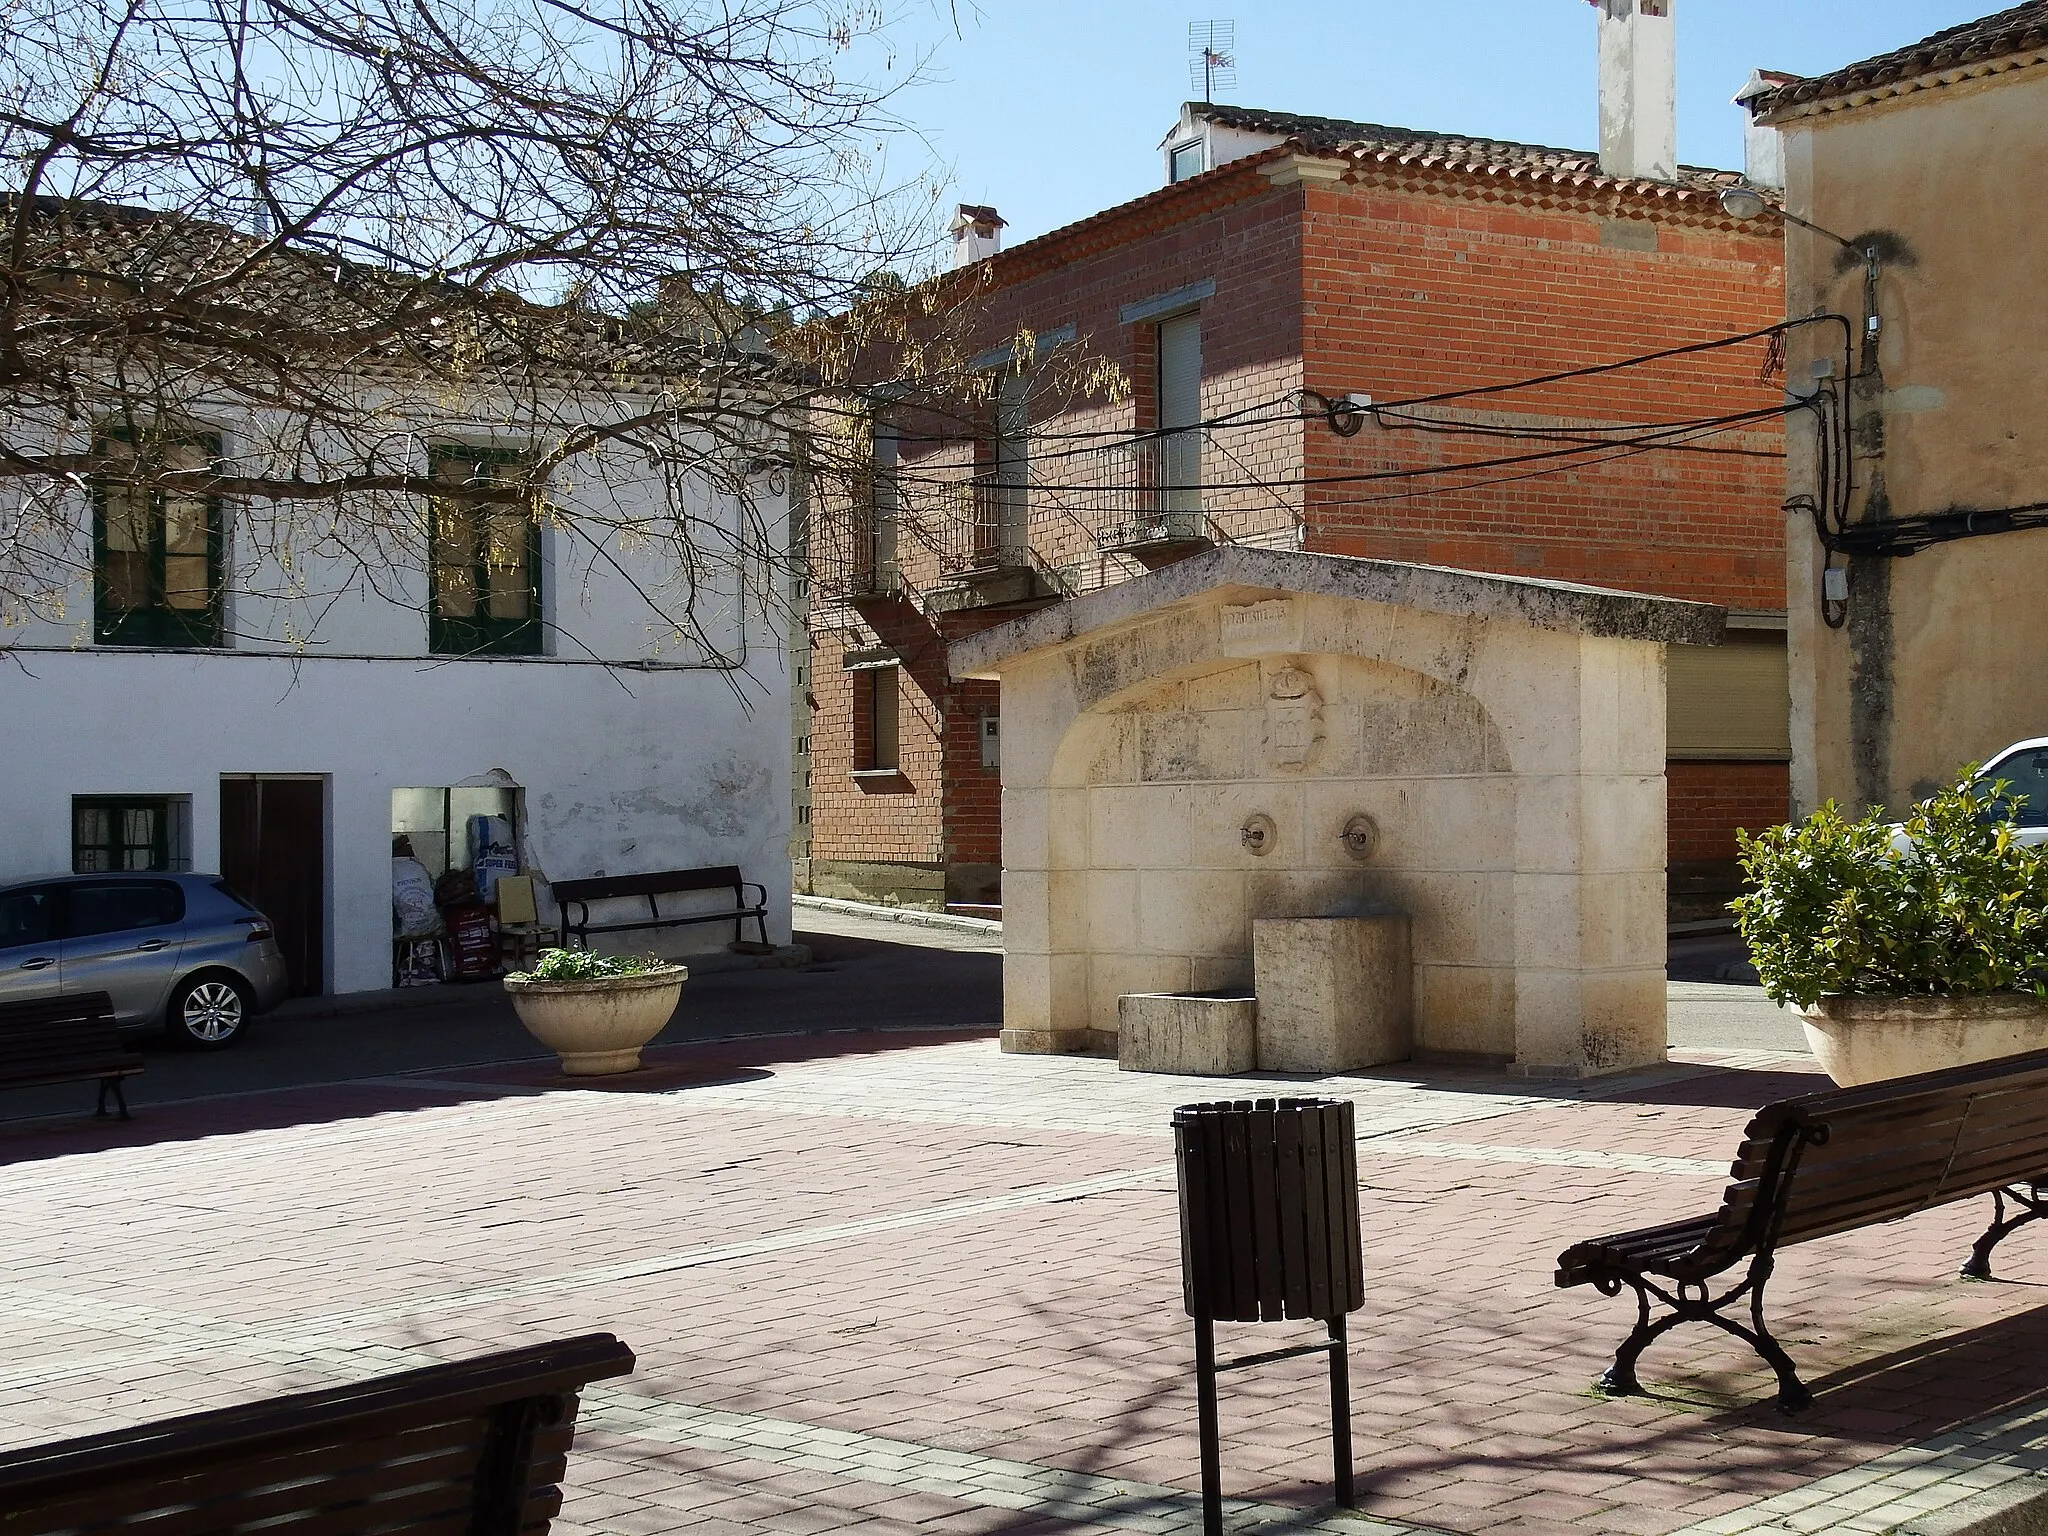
[{"left": 1041, "top": 644, "right": 1518, "bottom": 1051}]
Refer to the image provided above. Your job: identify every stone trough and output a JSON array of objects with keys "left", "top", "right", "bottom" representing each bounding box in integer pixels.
[{"left": 1116, "top": 913, "right": 1413, "bottom": 1077}]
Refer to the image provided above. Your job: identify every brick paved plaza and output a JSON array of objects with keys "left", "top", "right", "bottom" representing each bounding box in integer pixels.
[{"left": 3, "top": 1029, "right": 2048, "bottom": 1534}]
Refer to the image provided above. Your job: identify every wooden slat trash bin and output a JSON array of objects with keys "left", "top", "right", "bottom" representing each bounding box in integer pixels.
[{"left": 1173, "top": 1097, "right": 1364, "bottom": 1535}]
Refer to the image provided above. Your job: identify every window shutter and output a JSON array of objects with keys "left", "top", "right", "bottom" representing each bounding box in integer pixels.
[
  {"left": 1158, "top": 313, "right": 1202, "bottom": 429},
  {"left": 870, "top": 421, "right": 899, "bottom": 581},
  {"left": 1158, "top": 313, "right": 1203, "bottom": 514},
  {"left": 1666, "top": 638, "right": 1791, "bottom": 760}
]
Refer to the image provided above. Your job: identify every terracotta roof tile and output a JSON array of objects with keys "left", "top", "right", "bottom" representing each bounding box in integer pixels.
[
  {"left": 973, "top": 104, "right": 1763, "bottom": 290},
  {"left": 4, "top": 194, "right": 777, "bottom": 385},
  {"left": 1189, "top": 103, "right": 1746, "bottom": 195},
  {"left": 1748, "top": 2, "right": 2048, "bottom": 118}
]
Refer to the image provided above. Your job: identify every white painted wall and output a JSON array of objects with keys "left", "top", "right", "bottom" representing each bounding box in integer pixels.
[
  {"left": 1157, "top": 105, "right": 1287, "bottom": 183},
  {"left": 1595, "top": 0, "right": 1677, "bottom": 183},
  {"left": 1, "top": 418, "right": 794, "bottom": 994},
  {"left": 1734, "top": 70, "right": 1788, "bottom": 191}
]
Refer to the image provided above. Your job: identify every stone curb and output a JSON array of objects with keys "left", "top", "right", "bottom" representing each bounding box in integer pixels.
[
  {"left": 273, "top": 944, "right": 814, "bottom": 1022},
  {"left": 1669, "top": 918, "right": 1740, "bottom": 937},
  {"left": 1894, "top": 1478, "right": 2048, "bottom": 1536},
  {"left": 794, "top": 894, "right": 1003, "bottom": 935}
]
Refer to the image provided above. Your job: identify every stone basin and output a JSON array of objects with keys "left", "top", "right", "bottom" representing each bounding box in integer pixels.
[{"left": 1118, "top": 991, "right": 1258, "bottom": 1075}]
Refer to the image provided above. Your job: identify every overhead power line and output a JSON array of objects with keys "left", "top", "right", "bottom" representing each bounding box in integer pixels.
[
  {"left": 842, "top": 317, "right": 1817, "bottom": 458},
  {"left": 874, "top": 401, "right": 1794, "bottom": 499}
]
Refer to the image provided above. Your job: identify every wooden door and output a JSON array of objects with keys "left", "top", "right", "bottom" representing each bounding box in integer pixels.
[{"left": 220, "top": 778, "right": 326, "bottom": 996}]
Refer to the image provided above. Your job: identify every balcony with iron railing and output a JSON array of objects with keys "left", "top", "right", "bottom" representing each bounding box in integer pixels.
[
  {"left": 919, "top": 472, "right": 1075, "bottom": 613},
  {"left": 806, "top": 429, "right": 1224, "bottom": 614},
  {"left": 1075, "top": 432, "right": 1221, "bottom": 568}
]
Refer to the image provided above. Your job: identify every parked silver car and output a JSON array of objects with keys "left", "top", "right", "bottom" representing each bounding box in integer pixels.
[{"left": 0, "top": 872, "right": 289, "bottom": 1046}]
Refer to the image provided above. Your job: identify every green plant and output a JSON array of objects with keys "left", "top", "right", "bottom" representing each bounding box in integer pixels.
[
  {"left": 1733, "top": 772, "right": 2048, "bottom": 1008},
  {"left": 508, "top": 948, "right": 668, "bottom": 983}
]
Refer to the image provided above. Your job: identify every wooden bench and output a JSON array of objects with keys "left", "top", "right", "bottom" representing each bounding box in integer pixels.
[
  {"left": 552, "top": 866, "right": 770, "bottom": 951},
  {"left": 1557, "top": 1048, "right": 2048, "bottom": 1410},
  {"left": 0, "top": 1331, "right": 635, "bottom": 1534},
  {"left": 0, "top": 992, "right": 144, "bottom": 1121}
]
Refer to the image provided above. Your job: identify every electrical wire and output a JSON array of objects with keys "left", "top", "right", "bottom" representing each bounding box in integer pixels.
[
  {"left": 836, "top": 316, "right": 1831, "bottom": 458},
  {"left": 869, "top": 400, "right": 1797, "bottom": 498},
  {"left": 813, "top": 315, "right": 1853, "bottom": 603},
  {"left": 1288, "top": 414, "right": 1780, "bottom": 513},
  {"left": 1331, "top": 319, "right": 1825, "bottom": 415},
  {"left": 1370, "top": 405, "right": 1786, "bottom": 459}
]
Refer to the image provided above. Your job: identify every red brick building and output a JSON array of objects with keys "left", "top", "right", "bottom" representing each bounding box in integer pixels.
[{"left": 799, "top": 100, "right": 1787, "bottom": 915}]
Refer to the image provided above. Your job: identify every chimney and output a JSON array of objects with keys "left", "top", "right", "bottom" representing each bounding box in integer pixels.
[
  {"left": 1593, "top": 0, "right": 1676, "bottom": 182},
  {"left": 949, "top": 204, "right": 1006, "bottom": 269},
  {"left": 1731, "top": 69, "right": 1799, "bottom": 191}
]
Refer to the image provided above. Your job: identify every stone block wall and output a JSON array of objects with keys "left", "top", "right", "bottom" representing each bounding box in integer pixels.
[{"left": 975, "top": 567, "right": 1678, "bottom": 1078}]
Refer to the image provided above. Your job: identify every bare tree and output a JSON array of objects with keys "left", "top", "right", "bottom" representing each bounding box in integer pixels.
[{"left": 0, "top": 0, "right": 984, "bottom": 658}]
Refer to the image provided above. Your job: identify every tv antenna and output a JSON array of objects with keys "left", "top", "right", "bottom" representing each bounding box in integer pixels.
[{"left": 1188, "top": 21, "right": 1236, "bottom": 103}]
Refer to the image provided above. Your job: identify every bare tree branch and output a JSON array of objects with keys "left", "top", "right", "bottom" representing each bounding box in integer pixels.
[{"left": 0, "top": 0, "right": 1007, "bottom": 657}]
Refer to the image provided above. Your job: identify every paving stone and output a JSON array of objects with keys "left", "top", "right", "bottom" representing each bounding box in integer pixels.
[{"left": 0, "top": 1036, "right": 2045, "bottom": 1535}]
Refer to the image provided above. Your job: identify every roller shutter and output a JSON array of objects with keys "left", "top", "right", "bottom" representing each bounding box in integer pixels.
[
  {"left": 1667, "top": 635, "right": 1790, "bottom": 761},
  {"left": 1158, "top": 312, "right": 1202, "bottom": 512}
]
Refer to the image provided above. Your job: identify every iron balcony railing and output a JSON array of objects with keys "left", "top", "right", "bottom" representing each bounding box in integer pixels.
[
  {"left": 1080, "top": 432, "right": 1207, "bottom": 551},
  {"left": 933, "top": 472, "right": 1030, "bottom": 575},
  {"left": 807, "top": 429, "right": 1213, "bottom": 603}
]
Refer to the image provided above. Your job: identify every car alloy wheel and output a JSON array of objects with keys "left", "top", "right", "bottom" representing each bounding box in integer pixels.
[{"left": 176, "top": 979, "right": 246, "bottom": 1045}]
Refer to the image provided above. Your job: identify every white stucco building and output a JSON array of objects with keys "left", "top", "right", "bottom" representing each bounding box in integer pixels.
[{"left": 1, "top": 410, "right": 796, "bottom": 997}]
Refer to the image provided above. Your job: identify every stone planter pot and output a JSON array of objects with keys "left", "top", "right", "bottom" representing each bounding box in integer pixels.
[
  {"left": 504, "top": 966, "right": 687, "bottom": 1076},
  {"left": 1799, "top": 992, "right": 2048, "bottom": 1087}
]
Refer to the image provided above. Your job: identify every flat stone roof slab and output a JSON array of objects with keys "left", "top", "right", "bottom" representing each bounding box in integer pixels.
[{"left": 950, "top": 546, "right": 1726, "bottom": 678}]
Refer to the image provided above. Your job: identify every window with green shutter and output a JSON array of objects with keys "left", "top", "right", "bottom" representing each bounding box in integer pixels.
[
  {"left": 427, "top": 445, "right": 543, "bottom": 656},
  {"left": 72, "top": 796, "right": 172, "bottom": 872},
  {"left": 93, "top": 431, "right": 224, "bottom": 647}
]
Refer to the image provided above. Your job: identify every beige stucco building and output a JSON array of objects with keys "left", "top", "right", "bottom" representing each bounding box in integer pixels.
[
  {"left": 1746, "top": 8, "right": 2048, "bottom": 815},
  {"left": 950, "top": 548, "right": 1722, "bottom": 1080}
]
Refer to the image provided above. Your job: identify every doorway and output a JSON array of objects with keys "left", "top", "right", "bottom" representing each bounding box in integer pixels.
[{"left": 220, "top": 776, "right": 326, "bottom": 996}]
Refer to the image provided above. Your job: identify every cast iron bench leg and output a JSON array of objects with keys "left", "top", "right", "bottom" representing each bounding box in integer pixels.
[
  {"left": 96, "top": 1076, "right": 131, "bottom": 1122},
  {"left": 1743, "top": 1272, "right": 1811, "bottom": 1413},
  {"left": 1962, "top": 1184, "right": 2048, "bottom": 1280},
  {"left": 1595, "top": 1257, "right": 1811, "bottom": 1413},
  {"left": 1597, "top": 1276, "right": 1686, "bottom": 1397}
]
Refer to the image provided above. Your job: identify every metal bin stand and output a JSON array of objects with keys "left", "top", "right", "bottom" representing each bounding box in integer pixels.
[{"left": 1173, "top": 1097, "right": 1364, "bottom": 1534}]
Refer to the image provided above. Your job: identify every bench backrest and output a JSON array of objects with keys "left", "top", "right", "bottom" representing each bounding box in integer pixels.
[
  {"left": 551, "top": 866, "right": 744, "bottom": 905},
  {"left": 0, "top": 1332, "right": 634, "bottom": 1535},
  {"left": 0, "top": 992, "right": 127, "bottom": 1068},
  {"left": 1688, "top": 1047, "right": 2048, "bottom": 1276}
]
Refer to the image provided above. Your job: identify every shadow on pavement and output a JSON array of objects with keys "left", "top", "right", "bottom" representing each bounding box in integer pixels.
[
  {"left": 0, "top": 916, "right": 1000, "bottom": 1131},
  {"left": 0, "top": 1025, "right": 994, "bottom": 1170},
  {"left": 1293, "top": 1055, "right": 1830, "bottom": 1115},
  {"left": 1780, "top": 1294, "right": 2048, "bottom": 1429},
  {"left": 1594, "top": 1064, "right": 1831, "bottom": 1111}
]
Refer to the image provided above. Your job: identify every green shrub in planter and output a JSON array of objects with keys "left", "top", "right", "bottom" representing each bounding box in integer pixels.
[
  {"left": 1733, "top": 772, "right": 2048, "bottom": 1009},
  {"left": 507, "top": 948, "right": 668, "bottom": 983}
]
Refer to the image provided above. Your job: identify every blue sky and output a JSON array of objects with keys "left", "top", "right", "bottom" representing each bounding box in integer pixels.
[{"left": 876, "top": 2, "right": 1993, "bottom": 247}]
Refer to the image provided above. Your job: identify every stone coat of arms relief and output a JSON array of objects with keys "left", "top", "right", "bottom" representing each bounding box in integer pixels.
[{"left": 1263, "top": 659, "right": 1325, "bottom": 770}]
